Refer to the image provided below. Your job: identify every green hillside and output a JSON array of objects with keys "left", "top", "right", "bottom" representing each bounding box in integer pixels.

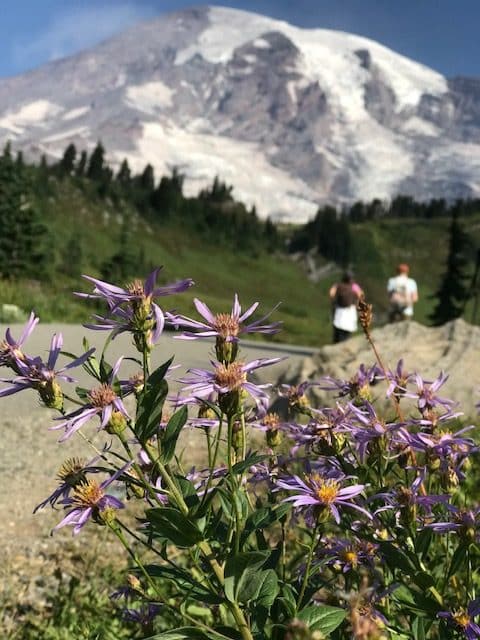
[{"left": 1, "top": 144, "right": 479, "bottom": 346}]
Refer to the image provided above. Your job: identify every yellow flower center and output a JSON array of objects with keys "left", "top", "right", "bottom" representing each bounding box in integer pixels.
[
  {"left": 310, "top": 475, "right": 339, "bottom": 504},
  {"left": 57, "top": 457, "right": 86, "bottom": 482},
  {"left": 453, "top": 610, "right": 470, "bottom": 629},
  {"left": 342, "top": 550, "right": 358, "bottom": 565},
  {"left": 126, "top": 280, "right": 145, "bottom": 297},
  {"left": 214, "top": 362, "right": 246, "bottom": 390},
  {"left": 213, "top": 313, "right": 239, "bottom": 339},
  {"left": 88, "top": 384, "right": 117, "bottom": 407},
  {"left": 263, "top": 412, "right": 280, "bottom": 429},
  {"left": 72, "top": 480, "right": 104, "bottom": 507}
]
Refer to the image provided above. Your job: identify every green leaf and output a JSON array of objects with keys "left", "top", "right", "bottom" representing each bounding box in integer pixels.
[
  {"left": 239, "top": 569, "right": 279, "bottom": 607},
  {"left": 146, "top": 507, "right": 203, "bottom": 548},
  {"left": 211, "top": 628, "right": 242, "bottom": 640},
  {"left": 99, "top": 355, "right": 113, "bottom": 382},
  {"left": 415, "top": 528, "right": 433, "bottom": 557},
  {"left": 297, "top": 604, "right": 346, "bottom": 634},
  {"left": 80, "top": 339, "right": 101, "bottom": 380},
  {"left": 142, "top": 564, "right": 222, "bottom": 604},
  {"left": 224, "top": 551, "right": 269, "bottom": 603},
  {"left": 448, "top": 543, "right": 468, "bottom": 578},
  {"left": 160, "top": 405, "right": 188, "bottom": 463},
  {"left": 145, "top": 628, "right": 208, "bottom": 639},
  {"left": 412, "top": 617, "right": 426, "bottom": 640},
  {"left": 379, "top": 541, "right": 418, "bottom": 575},
  {"left": 135, "top": 357, "right": 172, "bottom": 441},
  {"left": 231, "top": 453, "right": 267, "bottom": 475},
  {"left": 240, "top": 504, "right": 291, "bottom": 546}
]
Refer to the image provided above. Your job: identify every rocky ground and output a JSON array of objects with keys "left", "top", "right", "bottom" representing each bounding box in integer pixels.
[{"left": 287, "top": 318, "right": 480, "bottom": 418}]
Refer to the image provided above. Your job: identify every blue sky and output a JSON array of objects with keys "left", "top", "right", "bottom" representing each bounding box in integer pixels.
[{"left": 1, "top": 1, "right": 479, "bottom": 78}]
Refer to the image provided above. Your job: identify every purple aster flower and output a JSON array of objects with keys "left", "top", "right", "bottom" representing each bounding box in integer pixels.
[
  {"left": 174, "top": 295, "right": 281, "bottom": 340},
  {"left": 277, "top": 381, "right": 321, "bottom": 414},
  {"left": 409, "top": 425, "right": 476, "bottom": 456},
  {"left": 54, "top": 461, "right": 132, "bottom": 535},
  {"left": 0, "top": 333, "right": 94, "bottom": 409},
  {"left": 412, "top": 371, "right": 455, "bottom": 413},
  {"left": 438, "top": 598, "right": 480, "bottom": 639},
  {"left": 319, "top": 364, "right": 382, "bottom": 403},
  {"left": 34, "top": 453, "right": 106, "bottom": 513},
  {"left": 78, "top": 267, "right": 193, "bottom": 349},
  {"left": 172, "top": 294, "right": 281, "bottom": 362},
  {"left": 316, "top": 536, "right": 379, "bottom": 573},
  {"left": 428, "top": 505, "right": 480, "bottom": 543},
  {"left": 122, "top": 603, "right": 162, "bottom": 626},
  {"left": 374, "top": 472, "right": 449, "bottom": 527},
  {"left": 0, "top": 311, "right": 39, "bottom": 371},
  {"left": 344, "top": 401, "right": 404, "bottom": 462},
  {"left": 385, "top": 359, "right": 414, "bottom": 398},
  {"left": 285, "top": 405, "right": 353, "bottom": 455},
  {"left": 51, "top": 357, "right": 129, "bottom": 441},
  {"left": 80, "top": 267, "right": 193, "bottom": 306},
  {"left": 276, "top": 472, "right": 370, "bottom": 524},
  {"left": 177, "top": 357, "right": 282, "bottom": 415}
]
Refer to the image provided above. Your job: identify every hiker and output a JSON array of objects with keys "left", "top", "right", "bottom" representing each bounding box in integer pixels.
[
  {"left": 329, "top": 272, "right": 363, "bottom": 343},
  {"left": 387, "top": 263, "right": 418, "bottom": 322}
]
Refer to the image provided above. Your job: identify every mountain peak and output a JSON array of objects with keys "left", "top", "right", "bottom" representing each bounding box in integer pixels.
[{"left": 0, "top": 5, "right": 477, "bottom": 221}]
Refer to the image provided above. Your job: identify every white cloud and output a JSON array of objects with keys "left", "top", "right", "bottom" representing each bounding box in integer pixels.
[{"left": 12, "top": 3, "right": 156, "bottom": 71}]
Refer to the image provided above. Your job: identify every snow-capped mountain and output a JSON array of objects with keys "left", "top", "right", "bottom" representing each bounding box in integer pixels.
[{"left": 0, "top": 5, "right": 479, "bottom": 222}]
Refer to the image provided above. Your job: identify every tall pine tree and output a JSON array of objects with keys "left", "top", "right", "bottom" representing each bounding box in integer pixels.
[
  {"left": 429, "top": 213, "right": 471, "bottom": 325},
  {"left": 0, "top": 144, "right": 51, "bottom": 279}
]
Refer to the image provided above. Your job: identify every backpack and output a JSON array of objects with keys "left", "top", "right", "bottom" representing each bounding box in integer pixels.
[
  {"left": 335, "top": 283, "right": 358, "bottom": 308},
  {"left": 389, "top": 282, "right": 410, "bottom": 311}
]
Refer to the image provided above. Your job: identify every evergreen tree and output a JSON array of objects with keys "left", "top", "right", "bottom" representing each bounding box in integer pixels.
[
  {"left": 151, "top": 167, "right": 184, "bottom": 217},
  {"left": 87, "top": 142, "right": 106, "bottom": 181},
  {"left": 139, "top": 164, "right": 155, "bottom": 194},
  {"left": 116, "top": 158, "right": 132, "bottom": 186},
  {"left": 101, "top": 220, "right": 137, "bottom": 283},
  {"left": 429, "top": 213, "right": 471, "bottom": 325},
  {"left": 0, "top": 148, "right": 51, "bottom": 279},
  {"left": 76, "top": 150, "right": 88, "bottom": 177},
  {"left": 57, "top": 143, "right": 77, "bottom": 177},
  {"left": 61, "top": 233, "right": 83, "bottom": 278}
]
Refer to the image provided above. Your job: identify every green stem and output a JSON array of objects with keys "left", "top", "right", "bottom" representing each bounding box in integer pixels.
[
  {"left": 153, "top": 442, "right": 254, "bottom": 640},
  {"left": 118, "top": 430, "right": 165, "bottom": 507},
  {"left": 200, "top": 417, "right": 224, "bottom": 510},
  {"left": 296, "top": 522, "right": 320, "bottom": 612}
]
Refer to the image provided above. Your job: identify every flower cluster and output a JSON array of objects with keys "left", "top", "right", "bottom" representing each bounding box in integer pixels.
[{"left": 2, "top": 268, "right": 480, "bottom": 640}]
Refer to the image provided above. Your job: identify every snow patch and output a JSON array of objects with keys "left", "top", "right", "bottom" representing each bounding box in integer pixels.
[
  {"left": 42, "top": 126, "right": 90, "bottom": 143},
  {"left": 0, "top": 100, "right": 63, "bottom": 134},
  {"left": 402, "top": 117, "right": 440, "bottom": 137},
  {"left": 253, "top": 37, "right": 271, "bottom": 49},
  {"left": 62, "top": 106, "right": 90, "bottom": 121},
  {"left": 125, "top": 81, "right": 175, "bottom": 114},
  {"left": 115, "top": 121, "right": 318, "bottom": 222}
]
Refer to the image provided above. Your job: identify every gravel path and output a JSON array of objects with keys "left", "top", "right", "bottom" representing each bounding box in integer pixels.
[{"left": 0, "top": 324, "right": 314, "bottom": 561}]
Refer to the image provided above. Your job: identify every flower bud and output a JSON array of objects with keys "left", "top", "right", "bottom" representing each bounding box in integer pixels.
[
  {"left": 99, "top": 506, "right": 118, "bottom": 526},
  {"left": 106, "top": 410, "right": 127, "bottom": 436},
  {"left": 266, "top": 428, "right": 282, "bottom": 448},
  {"left": 39, "top": 379, "right": 64, "bottom": 411}
]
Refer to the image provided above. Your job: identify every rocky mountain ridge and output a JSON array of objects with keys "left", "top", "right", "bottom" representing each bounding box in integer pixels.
[{"left": 1, "top": 6, "right": 480, "bottom": 221}]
